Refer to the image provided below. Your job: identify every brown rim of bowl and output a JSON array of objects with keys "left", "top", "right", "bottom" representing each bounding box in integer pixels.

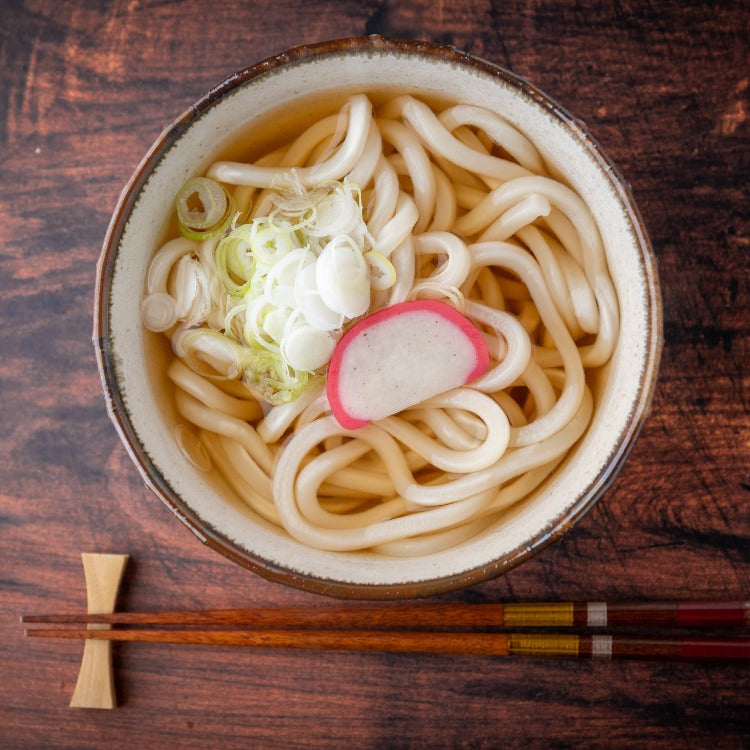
[{"left": 93, "top": 35, "right": 663, "bottom": 600}]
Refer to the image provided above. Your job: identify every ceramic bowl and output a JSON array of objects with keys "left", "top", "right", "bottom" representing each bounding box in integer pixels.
[{"left": 94, "top": 36, "right": 662, "bottom": 598}]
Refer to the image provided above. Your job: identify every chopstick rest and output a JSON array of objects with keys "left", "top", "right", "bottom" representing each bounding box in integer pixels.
[{"left": 68, "top": 553, "right": 129, "bottom": 709}]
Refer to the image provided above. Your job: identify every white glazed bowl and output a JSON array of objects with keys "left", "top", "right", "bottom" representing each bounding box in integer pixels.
[{"left": 94, "top": 37, "right": 662, "bottom": 598}]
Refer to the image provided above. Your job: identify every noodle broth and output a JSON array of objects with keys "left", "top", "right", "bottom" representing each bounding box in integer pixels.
[{"left": 99, "top": 39, "right": 660, "bottom": 596}]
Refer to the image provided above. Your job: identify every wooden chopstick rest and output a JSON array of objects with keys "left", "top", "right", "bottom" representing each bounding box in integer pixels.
[{"left": 68, "top": 553, "right": 129, "bottom": 709}]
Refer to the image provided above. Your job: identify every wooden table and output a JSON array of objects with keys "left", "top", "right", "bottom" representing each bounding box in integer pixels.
[{"left": 1, "top": 2, "right": 747, "bottom": 747}]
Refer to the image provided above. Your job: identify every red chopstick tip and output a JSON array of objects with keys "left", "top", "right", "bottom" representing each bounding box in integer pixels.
[
  {"left": 679, "top": 638, "right": 750, "bottom": 662},
  {"left": 676, "top": 602, "right": 749, "bottom": 627}
]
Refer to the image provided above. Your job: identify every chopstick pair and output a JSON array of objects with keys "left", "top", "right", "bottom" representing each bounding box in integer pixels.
[{"left": 23, "top": 600, "right": 750, "bottom": 663}]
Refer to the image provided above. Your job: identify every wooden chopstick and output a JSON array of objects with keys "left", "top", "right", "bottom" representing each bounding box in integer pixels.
[
  {"left": 24, "top": 627, "right": 750, "bottom": 662},
  {"left": 21, "top": 601, "right": 750, "bottom": 629}
]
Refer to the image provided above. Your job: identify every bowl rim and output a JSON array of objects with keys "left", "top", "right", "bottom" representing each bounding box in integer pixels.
[{"left": 93, "top": 35, "right": 663, "bottom": 599}]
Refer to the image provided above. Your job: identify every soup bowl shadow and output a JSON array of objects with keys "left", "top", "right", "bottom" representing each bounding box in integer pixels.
[{"left": 94, "top": 36, "right": 662, "bottom": 599}]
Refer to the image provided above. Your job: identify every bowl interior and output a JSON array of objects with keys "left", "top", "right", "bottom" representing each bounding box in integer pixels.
[{"left": 97, "top": 39, "right": 661, "bottom": 596}]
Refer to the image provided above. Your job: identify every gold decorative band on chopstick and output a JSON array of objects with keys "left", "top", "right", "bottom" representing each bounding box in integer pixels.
[
  {"left": 502, "top": 603, "right": 574, "bottom": 627},
  {"left": 507, "top": 634, "right": 579, "bottom": 657},
  {"left": 506, "top": 634, "right": 613, "bottom": 659}
]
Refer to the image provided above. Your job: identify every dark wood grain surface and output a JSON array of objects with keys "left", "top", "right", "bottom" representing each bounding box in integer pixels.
[{"left": 1, "top": 1, "right": 748, "bottom": 748}]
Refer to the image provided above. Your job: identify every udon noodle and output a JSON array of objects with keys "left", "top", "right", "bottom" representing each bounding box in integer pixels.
[{"left": 142, "top": 92, "right": 619, "bottom": 557}]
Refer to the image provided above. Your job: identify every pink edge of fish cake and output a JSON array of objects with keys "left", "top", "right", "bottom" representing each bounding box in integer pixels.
[{"left": 327, "top": 300, "right": 490, "bottom": 430}]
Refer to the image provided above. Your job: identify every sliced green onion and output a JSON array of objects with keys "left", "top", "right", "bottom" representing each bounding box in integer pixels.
[
  {"left": 223, "top": 299, "right": 248, "bottom": 339},
  {"left": 315, "top": 235, "right": 370, "bottom": 318},
  {"left": 269, "top": 171, "right": 324, "bottom": 217},
  {"left": 263, "top": 247, "right": 314, "bottom": 308},
  {"left": 177, "top": 177, "right": 226, "bottom": 229},
  {"left": 295, "top": 263, "right": 346, "bottom": 331},
  {"left": 281, "top": 322, "right": 336, "bottom": 371},
  {"left": 226, "top": 233, "right": 255, "bottom": 281},
  {"left": 243, "top": 296, "right": 281, "bottom": 353},
  {"left": 248, "top": 269, "right": 266, "bottom": 300},
  {"left": 156, "top": 174, "right": 399, "bottom": 405},
  {"left": 214, "top": 225, "right": 256, "bottom": 296},
  {"left": 268, "top": 204, "right": 318, "bottom": 234},
  {"left": 306, "top": 182, "right": 362, "bottom": 238},
  {"left": 250, "top": 221, "right": 295, "bottom": 266},
  {"left": 262, "top": 306, "right": 291, "bottom": 344},
  {"left": 365, "top": 250, "right": 397, "bottom": 291},
  {"left": 243, "top": 349, "right": 309, "bottom": 405},
  {"left": 176, "top": 177, "right": 235, "bottom": 240}
]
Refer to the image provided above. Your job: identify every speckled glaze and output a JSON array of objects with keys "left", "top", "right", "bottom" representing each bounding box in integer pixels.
[{"left": 93, "top": 36, "right": 662, "bottom": 599}]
